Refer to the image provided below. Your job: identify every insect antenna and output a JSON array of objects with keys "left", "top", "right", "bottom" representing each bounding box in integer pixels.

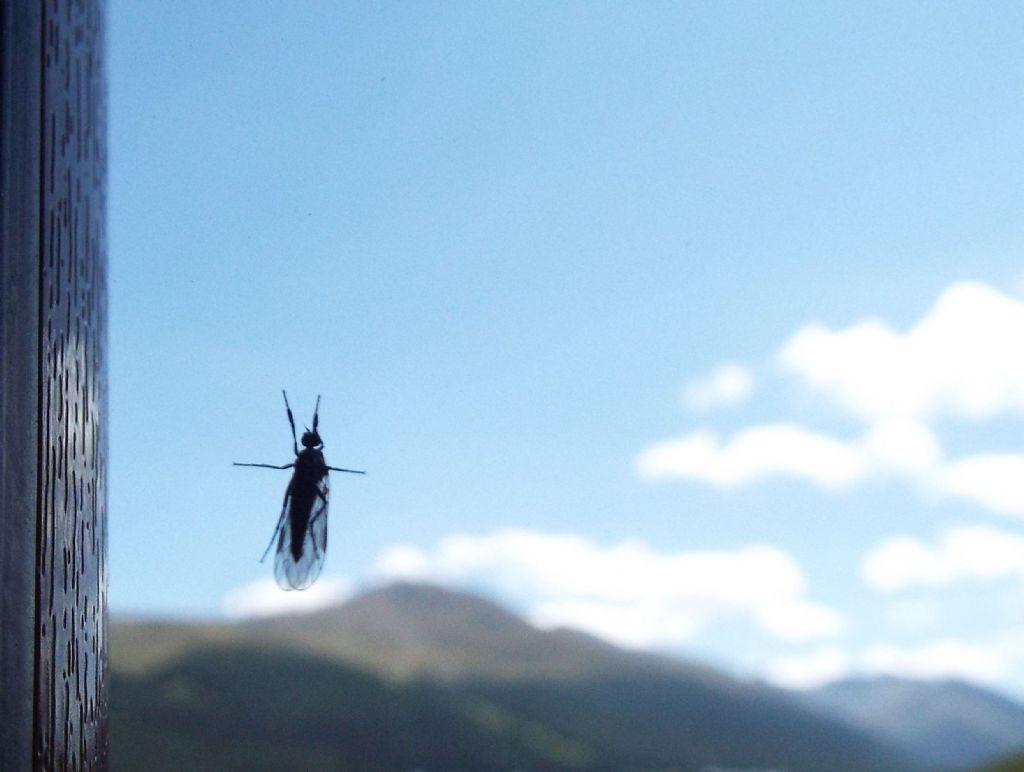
[
  {"left": 282, "top": 389, "right": 298, "bottom": 455},
  {"left": 313, "top": 394, "right": 321, "bottom": 432}
]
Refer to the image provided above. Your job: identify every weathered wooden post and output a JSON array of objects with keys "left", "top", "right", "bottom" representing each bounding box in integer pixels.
[{"left": 1, "top": 0, "right": 108, "bottom": 768}]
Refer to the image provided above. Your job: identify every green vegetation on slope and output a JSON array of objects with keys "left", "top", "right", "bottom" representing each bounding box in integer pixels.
[
  {"left": 111, "top": 583, "right": 918, "bottom": 771},
  {"left": 113, "top": 644, "right": 599, "bottom": 772}
]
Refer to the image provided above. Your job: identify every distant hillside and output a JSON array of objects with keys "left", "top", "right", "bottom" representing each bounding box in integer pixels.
[
  {"left": 113, "top": 644, "right": 602, "bottom": 772},
  {"left": 805, "top": 676, "right": 1024, "bottom": 770},
  {"left": 982, "top": 752, "right": 1024, "bottom": 772},
  {"left": 112, "top": 582, "right": 914, "bottom": 772},
  {"left": 246, "top": 581, "right": 733, "bottom": 684}
]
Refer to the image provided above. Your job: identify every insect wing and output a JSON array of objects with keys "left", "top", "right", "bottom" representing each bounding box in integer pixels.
[{"left": 273, "top": 476, "right": 328, "bottom": 590}]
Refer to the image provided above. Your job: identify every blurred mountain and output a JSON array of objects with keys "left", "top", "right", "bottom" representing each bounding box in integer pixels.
[
  {"left": 981, "top": 752, "right": 1024, "bottom": 772},
  {"left": 804, "top": 676, "right": 1024, "bottom": 770},
  {"left": 111, "top": 582, "right": 916, "bottom": 771},
  {"left": 246, "top": 581, "right": 733, "bottom": 683}
]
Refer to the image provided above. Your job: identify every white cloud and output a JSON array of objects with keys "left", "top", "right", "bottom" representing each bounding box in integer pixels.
[
  {"left": 755, "top": 601, "right": 846, "bottom": 642},
  {"left": 862, "top": 641, "right": 1007, "bottom": 683},
  {"left": 765, "top": 647, "right": 852, "bottom": 689},
  {"left": 634, "top": 410, "right": 1024, "bottom": 518},
  {"left": 636, "top": 418, "right": 944, "bottom": 490},
  {"left": 529, "top": 598, "right": 704, "bottom": 649},
  {"left": 635, "top": 423, "right": 867, "bottom": 489},
  {"left": 862, "top": 537, "right": 955, "bottom": 592},
  {"left": 220, "top": 576, "right": 354, "bottom": 619},
  {"left": 862, "top": 418, "right": 942, "bottom": 475},
  {"left": 373, "top": 529, "right": 845, "bottom": 647},
  {"left": 373, "top": 544, "right": 432, "bottom": 580},
  {"left": 639, "top": 283, "right": 1024, "bottom": 518},
  {"left": 682, "top": 363, "right": 754, "bottom": 411},
  {"left": 637, "top": 423, "right": 1024, "bottom": 518},
  {"left": 937, "top": 454, "right": 1024, "bottom": 515},
  {"left": 862, "top": 526, "right": 1024, "bottom": 592},
  {"left": 778, "top": 281, "right": 1024, "bottom": 422}
]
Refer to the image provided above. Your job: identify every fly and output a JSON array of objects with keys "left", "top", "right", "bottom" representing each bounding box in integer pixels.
[{"left": 234, "top": 390, "right": 365, "bottom": 590}]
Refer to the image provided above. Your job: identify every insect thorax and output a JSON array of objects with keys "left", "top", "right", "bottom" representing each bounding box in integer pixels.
[{"left": 296, "top": 447, "right": 326, "bottom": 470}]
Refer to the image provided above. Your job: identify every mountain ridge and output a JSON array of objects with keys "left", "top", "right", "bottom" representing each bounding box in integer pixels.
[
  {"left": 804, "top": 674, "right": 1024, "bottom": 770},
  {"left": 244, "top": 581, "right": 736, "bottom": 684},
  {"left": 111, "top": 581, "right": 917, "bottom": 771}
]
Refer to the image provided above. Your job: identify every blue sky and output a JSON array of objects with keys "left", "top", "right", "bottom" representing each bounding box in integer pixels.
[{"left": 110, "top": 2, "right": 1024, "bottom": 695}]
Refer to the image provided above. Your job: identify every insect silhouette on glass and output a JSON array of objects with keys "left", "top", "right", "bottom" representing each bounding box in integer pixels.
[{"left": 235, "top": 391, "right": 365, "bottom": 590}]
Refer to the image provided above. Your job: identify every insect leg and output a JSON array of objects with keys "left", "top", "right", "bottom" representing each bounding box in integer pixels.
[
  {"left": 282, "top": 389, "right": 298, "bottom": 456},
  {"left": 305, "top": 487, "right": 329, "bottom": 558},
  {"left": 260, "top": 487, "right": 292, "bottom": 563},
  {"left": 233, "top": 462, "right": 295, "bottom": 470},
  {"left": 310, "top": 489, "right": 328, "bottom": 516},
  {"left": 309, "top": 516, "right": 325, "bottom": 559},
  {"left": 259, "top": 509, "right": 287, "bottom": 563},
  {"left": 312, "top": 394, "right": 321, "bottom": 433},
  {"left": 327, "top": 466, "right": 366, "bottom": 475}
]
